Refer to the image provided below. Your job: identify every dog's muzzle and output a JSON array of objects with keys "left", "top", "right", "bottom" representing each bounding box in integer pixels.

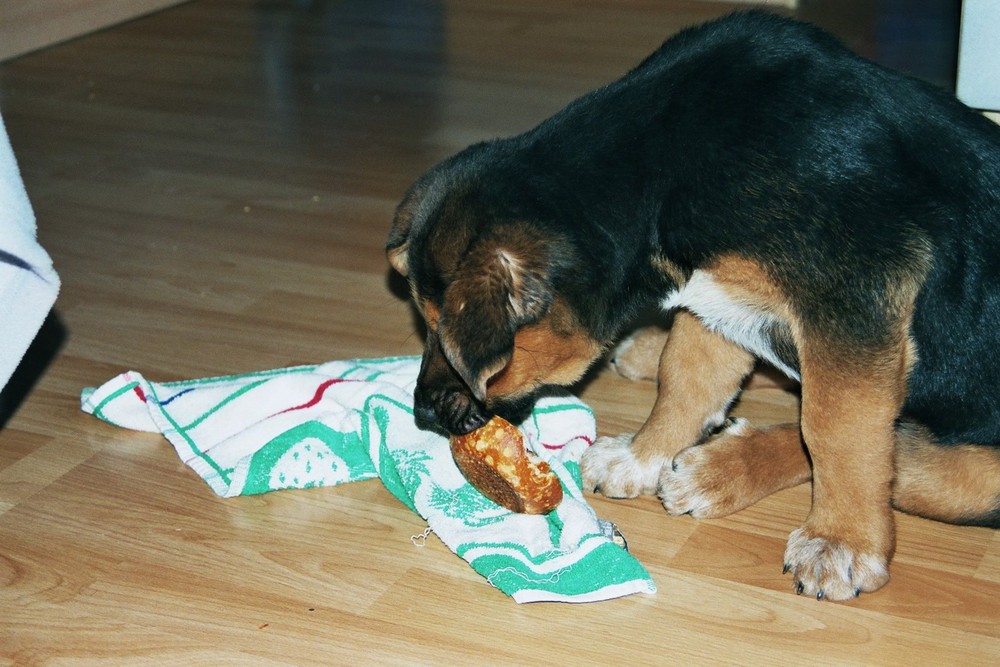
[
  {"left": 412, "top": 330, "right": 493, "bottom": 435},
  {"left": 413, "top": 384, "right": 490, "bottom": 435}
]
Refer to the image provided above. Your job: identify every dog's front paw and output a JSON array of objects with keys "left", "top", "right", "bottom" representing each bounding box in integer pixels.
[
  {"left": 608, "top": 326, "right": 669, "bottom": 382},
  {"left": 658, "top": 418, "right": 752, "bottom": 518},
  {"left": 783, "top": 527, "right": 891, "bottom": 601},
  {"left": 581, "top": 434, "right": 663, "bottom": 498},
  {"left": 658, "top": 446, "right": 723, "bottom": 518}
]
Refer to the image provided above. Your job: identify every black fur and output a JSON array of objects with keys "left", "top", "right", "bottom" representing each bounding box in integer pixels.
[{"left": 391, "top": 11, "right": 1000, "bottom": 457}]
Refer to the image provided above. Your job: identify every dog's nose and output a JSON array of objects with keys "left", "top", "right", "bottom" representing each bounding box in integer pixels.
[
  {"left": 413, "top": 385, "right": 489, "bottom": 435},
  {"left": 413, "top": 400, "right": 440, "bottom": 432}
]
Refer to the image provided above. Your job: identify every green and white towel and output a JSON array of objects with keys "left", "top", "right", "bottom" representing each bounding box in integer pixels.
[{"left": 80, "top": 356, "right": 656, "bottom": 603}]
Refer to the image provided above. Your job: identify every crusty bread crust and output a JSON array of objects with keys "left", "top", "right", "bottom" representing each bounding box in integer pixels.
[{"left": 449, "top": 416, "right": 562, "bottom": 514}]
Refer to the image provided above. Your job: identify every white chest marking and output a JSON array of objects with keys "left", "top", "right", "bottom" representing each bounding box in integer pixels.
[{"left": 662, "top": 270, "right": 800, "bottom": 381}]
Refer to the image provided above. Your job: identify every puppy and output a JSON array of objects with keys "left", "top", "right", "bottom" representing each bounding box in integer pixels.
[{"left": 385, "top": 11, "right": 1000, "bottom": 601}]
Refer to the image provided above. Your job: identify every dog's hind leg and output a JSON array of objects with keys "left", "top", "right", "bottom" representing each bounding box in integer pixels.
[
  {"left": 892, "top": 421, "right": 1000, "bottom": 527},
  {"left": 582, "top": 310, "right": 756, "bottom": 498}
]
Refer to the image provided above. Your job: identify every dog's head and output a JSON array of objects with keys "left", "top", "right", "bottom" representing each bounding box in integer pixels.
[{"left": 387, "top": 145, "right": 604, "bottom": 435}]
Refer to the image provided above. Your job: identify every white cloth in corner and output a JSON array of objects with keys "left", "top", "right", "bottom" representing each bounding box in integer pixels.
[{"left": 0, "top": 111, "right": 60, "bottom": 392}]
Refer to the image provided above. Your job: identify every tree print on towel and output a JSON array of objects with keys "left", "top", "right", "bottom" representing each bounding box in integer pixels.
[{"left": 243, "top": 421, "right": 376, "bottom": 495}]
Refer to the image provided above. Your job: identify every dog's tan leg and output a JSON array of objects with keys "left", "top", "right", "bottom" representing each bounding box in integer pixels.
[
  {"left": 660, "top": 422, "right": 811, "bottom": 517},
  {"left": 657, "top": 416, "right": 1000, "bottom": 525},
  {"left": 582, "top": 310, "right": 755, "bottom": 498},
  {"left": 893, "top": 422, "right": 1000, "bottom": 525},
  {"left": 783, "top": 348, "right": 905, "bottom": 601}
]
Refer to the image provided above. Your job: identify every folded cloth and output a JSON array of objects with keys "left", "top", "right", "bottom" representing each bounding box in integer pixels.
[
  {"left": 0, "top": 113, "right": 61, "bottom": 392},
  {"left": 81, "top": 356, "right": 656, "bottom": 603}
]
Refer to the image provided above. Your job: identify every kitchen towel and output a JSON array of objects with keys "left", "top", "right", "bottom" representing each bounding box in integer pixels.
[{"left": 81, "top": 355, "right": 656, "bottom": 603}]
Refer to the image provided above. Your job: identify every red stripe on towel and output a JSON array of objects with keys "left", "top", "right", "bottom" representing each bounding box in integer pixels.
[
  {"left": 274, "top": 378, "right": 349, "bottom": 415},
  {"left": 540, "top": 434, "right": 594, "bottom": 451}
]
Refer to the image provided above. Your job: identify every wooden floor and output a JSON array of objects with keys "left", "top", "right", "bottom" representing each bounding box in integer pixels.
[{"left": 1, "top": 0, "right": 996, "bottom": 664}]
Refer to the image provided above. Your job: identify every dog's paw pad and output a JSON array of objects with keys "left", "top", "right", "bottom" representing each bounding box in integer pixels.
[
  {"left": 581, "top": 434, "right": 662, "bottom": 498},
  {"left": 783, "top": 527, "right": 890, "bottom": 601}
]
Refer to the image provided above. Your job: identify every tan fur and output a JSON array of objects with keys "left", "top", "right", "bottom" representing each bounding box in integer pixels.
[
  {"left": 753, "top": 242, "right": 930, "bottom": 597},
  {"left": 707, "top": 254, "right": 793, "bottom": 318},
  {"left": 631, "top": 255, "right": 792, "bottom": 463},
  {"left": 486, "top": 300, "right": 602, "bottom": 400},
  {"left": 661, "top": 416, "right": 1000, "bottom": 527},
  {"left": 698, "top": 254, "right": 800, "bottom": 386},
  {"left": 610, "top": 326, "right": 670, "bottom": 382},
  {"left": 651, "top": 253, "right": 686, "bottom": 286},
  {"left": 630, "top": 310, "right": 756, "bottom": 462},
  {"left": 610, "top": 325, "right": 790, "bottom": 389},
  {"left": 788, "top": 349, "right": 906, "bottom": 597},
  {"left": 419, "top": 299, "right": 441, "bottom": 330},
  {"left": 662, "top": 423, "right": 811, "bottom": 518},
  {"left": 429, "top": 226, "right": 558, "bottom": 398},
  {"left": 387, "top": 242, "right": 409, "bottom": 276},
  {"left": 395, "top": 158, "right": 993, "bottom": 600},
  {"left": 800, "top": 360, "right": 903, "bottom": 517},
  {"left": 661, "top": 411, "right": 1000, "bottom": 530},
  {"left": 651, "top": 252, "right": 928, "bottom": 598},
  {"left": 893, "top": 423, "right": 1000, "bottom": 522}
]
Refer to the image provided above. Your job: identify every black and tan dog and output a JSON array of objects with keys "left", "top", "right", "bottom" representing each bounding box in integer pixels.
[{"left": 385, "top": 11, "right": 1000, "bottom": 601}]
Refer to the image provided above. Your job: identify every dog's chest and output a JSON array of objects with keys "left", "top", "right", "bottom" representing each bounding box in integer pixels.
[{"left": 661, "top": 270, "right": 801, "bottom": 380}]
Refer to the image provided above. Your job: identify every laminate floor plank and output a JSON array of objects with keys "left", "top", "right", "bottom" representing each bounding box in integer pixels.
[{"left": 1, "top": 1, "right": 995, "bottom": 664}]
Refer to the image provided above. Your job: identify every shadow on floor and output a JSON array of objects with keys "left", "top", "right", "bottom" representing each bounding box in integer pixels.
[{"left": 0, "top": 310, "right": 67, "bottom": 428}]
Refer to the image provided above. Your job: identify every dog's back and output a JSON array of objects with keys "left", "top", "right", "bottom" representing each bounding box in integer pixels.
[{"left": 543, "top": 11, "right": 1000, "bottom": 446}]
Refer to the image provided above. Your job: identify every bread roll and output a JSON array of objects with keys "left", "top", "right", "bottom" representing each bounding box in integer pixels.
[{"left": 449, "top": 416, "right": 563, "bottom": 514}]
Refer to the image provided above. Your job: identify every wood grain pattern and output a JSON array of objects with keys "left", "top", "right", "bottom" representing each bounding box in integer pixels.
[
  {"left": 0, "top": 0, "right": 190, "bottom": 62},
  {"left": 0, "top": 0, "right": 996, "bottom": 664}
]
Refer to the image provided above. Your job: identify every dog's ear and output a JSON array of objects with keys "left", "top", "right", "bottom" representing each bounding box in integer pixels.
[
  {"left": 386, "top": 191, "right": 418, "bottom": 277},
  {"left": 386, "top": 237, "right": 409, "bottom": 277},
  {"left": 387, "top": 176, "right": 449, "bottom": 277},
  {"left": 437, "top": 228, "right": 554, "bottom": 400},
  {"left": 388, "top": 152, "right": 487, "bottom": 278}
]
